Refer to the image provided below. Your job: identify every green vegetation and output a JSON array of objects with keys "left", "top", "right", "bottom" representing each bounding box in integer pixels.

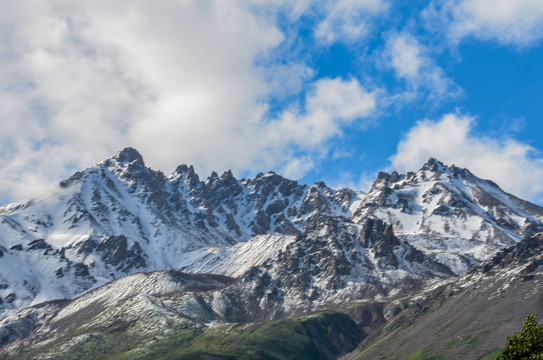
[
  {"left": 14, "top": 311, "right": 363, "bottom": 360},
  {"left": 139, "top": 312, "right": 362, "bottom": 360},
  {"left": 468, "top": 329, "right": 492, "bottom": 349},
  {"left": 14, "top": 321, "right": 205, "bottom": 360},
  {"left": 402, "top": 349, "right": 450, "bottom": 360},
  {"left": 435, "top": 322, "right": 454, "bottom": 337},
  {"left": 476, "top": 348, "right": 502, "bottom": 360},
  {"left": 496, "top": 313, "right": 543, "bottom": 360},
  {"left": 403, "top": 350, "right": 433, "bottom": 360}
]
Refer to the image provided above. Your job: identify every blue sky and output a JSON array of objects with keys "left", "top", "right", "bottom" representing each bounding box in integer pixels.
[{"left": 1, "top": 0, "right": 543, "bottom": 205}]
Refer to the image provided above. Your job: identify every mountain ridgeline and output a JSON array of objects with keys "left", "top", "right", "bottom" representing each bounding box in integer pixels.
[{"left": 1, "top": 147, "right": 543, "bottom": 359}]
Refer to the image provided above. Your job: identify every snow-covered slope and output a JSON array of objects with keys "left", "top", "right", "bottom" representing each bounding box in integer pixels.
[
  {"left": 206, "top": 217, "right": 456, "bottom": 322},
  {"left": 0, "top": 148, "right": 355, "bottom": 317},
  {"left": 0, "top": 149, "right": 542, "bottom": 319},
  {"left": 353, "top": 158, "right": 543, "bottom": 274},
  {"left": 0, "top": 271, "right": 235, "bottom": 355},
  {"left": 179, "top": 233, "right": 296, "bottom": 278}
]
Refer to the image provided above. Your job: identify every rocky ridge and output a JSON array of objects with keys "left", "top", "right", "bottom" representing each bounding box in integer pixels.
[{"left": 0, "top": 148, "right": 542, "bottom": 327}]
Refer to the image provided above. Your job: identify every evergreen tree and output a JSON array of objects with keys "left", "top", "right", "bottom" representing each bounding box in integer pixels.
[{"left": 497, "top": 313, "right": 543, "bottom": 359}]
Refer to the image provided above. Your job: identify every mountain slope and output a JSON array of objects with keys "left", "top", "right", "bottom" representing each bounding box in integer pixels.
[
  {"left": 6, "top": 230, "right": 543, "bottom": 359},
  {"left": 346, "top": 232, "right": 543, "bottom": 360},
  {"left": 6, "top": 309, "right": 364, "bottom": 360},
  {"left": 0, "top": 270, "right": 235, "bottom": 357},
  {"left": 0, "top": 217, "right": 452, "bottom": 357}
]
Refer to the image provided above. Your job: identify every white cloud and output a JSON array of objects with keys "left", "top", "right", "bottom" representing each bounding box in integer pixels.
[
  {"left": 0, "top": 1, "right": 281, "bottom": 202},
  {"left": 254, "top": 77, "right": 377, "bottom": 177},
  {"left": 390, "top": 113, "right": 543, "bottom": 202},
  {"left": 327, "top": 170, "right": 376, "bottom": 192},
  {"left": 383, "top": 33, "right": 461, "bottom": 102},
  {"left": 281, "top": 156, "right": 315, "bottom": 180},
  {"left": 388, "top": 35, "right": 424, "bottom": 79},
  {"left": 315, "top": 0, "right": 389, "bottom": 43},
  {"left": 0, "top": 1, "right": 379, "bottom": 203},
  {"left": 427, "top": 0, "right": 543, "bottom": 46}
]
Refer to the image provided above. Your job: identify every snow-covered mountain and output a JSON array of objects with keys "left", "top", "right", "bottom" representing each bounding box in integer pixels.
[
  {"left": 354, "top": 158, "right": 543, "bottom": 273},
  {"left": 0, "top": 147, "right": 542, "bottom": 320}
]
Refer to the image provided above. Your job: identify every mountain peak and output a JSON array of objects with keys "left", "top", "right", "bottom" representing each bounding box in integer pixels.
[
  {"left": 420, "top": 157, "right": 447, "bottom": 172},
  {"left": 60, "top": 148, "right": 144, "bottom": 188},
  {"left": 173, "top": 164, "right": 200, "bottom": 187},
  {"left": 174, "top": 164, "right": 190, "bottom": 174},
  {"left": 220, "top": 170, "right": 235, "bottom": 182},
  {"left": 113, "top": 147, "right": 145, "bottom": 166}
]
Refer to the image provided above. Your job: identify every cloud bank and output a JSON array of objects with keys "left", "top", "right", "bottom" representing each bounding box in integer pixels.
[
  {"left": 0, "top": 1, "right": 379, "bottom": 202},
  {"left": 1, "top": 0, "right": 543, "bottom": 205}
]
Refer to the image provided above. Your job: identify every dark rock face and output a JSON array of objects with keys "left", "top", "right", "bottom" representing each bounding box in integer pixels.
[
  {"left": 421, "top": 157, "right": 445, "bottom": 173},
  {"left": 360, "top": 219, "right": 397, "bottom": 248},
  {"left": 476, "top": 232, "right": 543, "bottom": 275},
  {"left": 98, "top": 236, "right": 128, "bottom": 266},
  {"left": 27, "top": 239, "right": 52, "bottom": 251},
  {"left": 59, "top": 171, "right": 83, "bottom": 188},
  {"left": 273, "top": 213, "right": 299, "bottom": 235},
  {"left": 73, "top": 263, "right": 90, "bottom": 277},
  {"left": 97, "top": 235, "right": 147, "bottom": 272},
  {"left": 225, "top": 213, "right": 242, "bottom": 236},
  {"left": 250, "top": 210, "right": 271, "bottom": 235},
  {"left": 9, "top": 244, "right": 22, "bottom": 251}
]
